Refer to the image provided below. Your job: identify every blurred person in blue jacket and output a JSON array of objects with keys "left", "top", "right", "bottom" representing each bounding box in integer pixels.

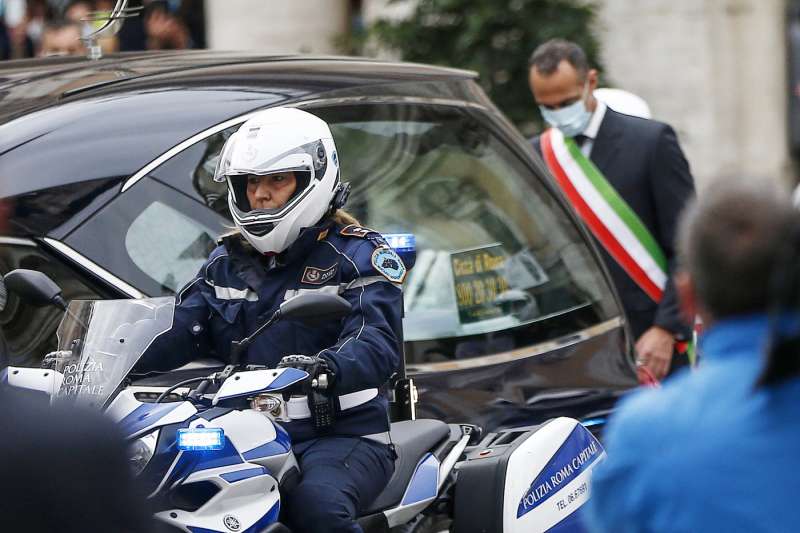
[
  {"left": 138, "top": 107, "right": 403, "bottom": 533},
  {"left": 585, "top": 178, "right": 800, "bottom": 532}
]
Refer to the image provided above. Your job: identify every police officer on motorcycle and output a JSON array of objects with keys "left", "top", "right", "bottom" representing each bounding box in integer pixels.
[{"left": 139, "top": 107, "right": 403, "bottom": 532}]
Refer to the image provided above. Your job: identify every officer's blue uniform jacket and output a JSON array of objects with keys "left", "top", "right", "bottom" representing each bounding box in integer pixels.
[
  {"left": 585, "top": 314, "right": 800, "bottom": 533},
  {"left": 140, "top": 220, "right": 403, "bottom": 443}
]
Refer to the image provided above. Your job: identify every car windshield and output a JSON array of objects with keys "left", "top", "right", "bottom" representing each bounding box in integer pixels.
[
  {"left": 49, "top": 297, "right": 174, "bottom": 408},
  {"left": 111, "top": 101, "right": 619, "bottom": 369},
  {"left": 312, "top": 104, "right": 618, "bottom": 366}
]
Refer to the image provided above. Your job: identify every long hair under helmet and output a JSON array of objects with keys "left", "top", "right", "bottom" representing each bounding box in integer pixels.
[{"left": 213, "top": 107, "right": 344, "bottom": 254}]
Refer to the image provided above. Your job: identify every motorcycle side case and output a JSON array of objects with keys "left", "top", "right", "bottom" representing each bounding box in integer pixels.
[{"left": 453, "top": 417, "right": 604, "bottom": 533}]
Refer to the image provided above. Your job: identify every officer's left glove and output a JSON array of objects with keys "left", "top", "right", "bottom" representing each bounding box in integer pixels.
[{"left": 276, "top": 354, "right": 335, "bottom": 391}]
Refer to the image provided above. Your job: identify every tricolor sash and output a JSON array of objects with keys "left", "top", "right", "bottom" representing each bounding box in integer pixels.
[{"left": 541, "top": 128, "right": 668, "bottom": 303}]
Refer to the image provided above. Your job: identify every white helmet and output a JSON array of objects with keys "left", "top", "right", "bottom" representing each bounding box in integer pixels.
[{"left": 214, "top": 107, "right": 343, "bottom": 254}]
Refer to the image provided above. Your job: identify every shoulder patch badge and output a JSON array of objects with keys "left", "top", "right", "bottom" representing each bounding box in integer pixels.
[
  {"left": 301, "top": 264, "right": 338, "bottom": 285},
  {"left": 371, "top": 246, "right": 407, "bottom": 283},
  {"left": 340, "top": 224, "right": 375, "bottom": 239}
]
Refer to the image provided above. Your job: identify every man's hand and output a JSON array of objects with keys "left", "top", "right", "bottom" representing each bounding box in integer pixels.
[{"left": 635, "top": 326, "right": 675, "bottom": 381}]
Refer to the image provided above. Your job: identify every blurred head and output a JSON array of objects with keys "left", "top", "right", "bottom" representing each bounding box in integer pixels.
[
  {"left": 39, "top": 20, "right": 86, "bottom": 57},
  {"left": 675, "top": 178, "right": 798, "bottom": 325},
  {"left": 0, "top": 388, "right": 151, "bottom": 532},
  {"left": 64, "top": 0, "right": 93, "bottom": 23}
]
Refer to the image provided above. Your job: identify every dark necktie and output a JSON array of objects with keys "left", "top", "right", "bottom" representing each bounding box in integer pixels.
[{"left": 573, "top": 134, "right": 589, "bottom": 148}]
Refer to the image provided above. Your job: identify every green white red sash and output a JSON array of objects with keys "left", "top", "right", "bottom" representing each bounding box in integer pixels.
[{"left": 541, "top": 128, "right": 668, "bottom": 303}]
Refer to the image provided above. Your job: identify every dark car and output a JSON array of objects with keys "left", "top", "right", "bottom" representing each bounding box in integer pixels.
[{"left": 0, "top": 51, "right": 637, "bottom": 429}]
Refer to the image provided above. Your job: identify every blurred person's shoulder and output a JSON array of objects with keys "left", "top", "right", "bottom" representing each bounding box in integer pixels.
[{"left": 607, "top": 357, "right": 758, "bottom": 446}]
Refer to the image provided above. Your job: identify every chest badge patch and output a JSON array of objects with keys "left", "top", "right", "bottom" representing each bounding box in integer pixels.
[
  {"left": 372, "top": 247, "right": 407, "bottom": 283},
  {"left": 301, "top": 264, "right": 338, "bottom": 285}
]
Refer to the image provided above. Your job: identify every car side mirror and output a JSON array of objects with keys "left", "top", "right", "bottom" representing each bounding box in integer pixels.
[
  {"left": 4, "top": 269, "right": 68, "bottom": 310},
  {"left": 279, "top": 293, "right": 352, "bottom": 325}
]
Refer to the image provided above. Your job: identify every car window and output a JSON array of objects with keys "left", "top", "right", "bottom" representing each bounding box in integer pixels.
[
  {"left": 0, "top": 243, "right": 108, "bottom": 366},
  {"left": 125, "top": 201, "right": 219, "bottom": 293},
  {"left": 149, "top": 126, "right": 235, "bottom": 219},
  {"left": 310, "top": 104, "right": 619, "bottom": 366},
  {"left": 65, "top": 178, "right": 228, "bottom": 296}
]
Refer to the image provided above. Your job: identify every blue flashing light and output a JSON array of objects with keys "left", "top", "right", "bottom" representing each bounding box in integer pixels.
[
  {"left": 580, "top": 417, "right": 607, "bottom": 428},
  {"left": 177, "top": 427, "right": 225, "bottom": 451},
  {"left": 382, "top": 233, "right": 416, "bottom": 253}
]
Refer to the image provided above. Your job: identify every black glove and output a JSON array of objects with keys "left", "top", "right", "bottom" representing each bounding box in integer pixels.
[
  {"left": 277, "top": 355, "right": 337, "bottom": 432},
  {"left": 276, "top": 355, "right": 335, "bottom": 391}
]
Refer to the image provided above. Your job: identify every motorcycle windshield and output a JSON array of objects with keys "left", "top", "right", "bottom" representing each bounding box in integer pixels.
[{"left": 51, "top": 297, "right": 175, "bottom": 408}]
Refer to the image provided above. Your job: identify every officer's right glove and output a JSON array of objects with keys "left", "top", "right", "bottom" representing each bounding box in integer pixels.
[
  {"left": 276, "top": 354, "right": 335, "bottom": 391},
  {"left": 277, "top": 354, "right": 337, "bottom": 432}
]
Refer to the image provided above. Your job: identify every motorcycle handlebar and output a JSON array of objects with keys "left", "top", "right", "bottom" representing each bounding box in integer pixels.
[
  {"left": 187, "top": 378, "right": 213, "bottom": 401},
  {"left": 155, "top": 376, "right": 212, "bottom": 404}
]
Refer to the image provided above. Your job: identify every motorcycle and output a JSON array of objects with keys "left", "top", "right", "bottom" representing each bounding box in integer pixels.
[{"left": 1, "top": 268, "right": 606, "bottom": 533}]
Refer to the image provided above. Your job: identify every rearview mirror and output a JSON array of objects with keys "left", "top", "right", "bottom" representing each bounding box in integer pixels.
[
  {"left": 4, "top": 269, "right": 67, "bottom": 310},
  {"left": 279, "top": 293, "right": 352, "bottom": 325}
]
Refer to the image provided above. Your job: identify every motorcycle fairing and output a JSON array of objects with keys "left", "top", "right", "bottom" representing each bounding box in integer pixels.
[
  {"left": 119, "top": 400, "right": 198, "bottom": 439},
  {"left": 149, "top": 409, "right": 298, "bottom": 532},
  {"left": 399, "top": 453, "right": 439, "bottom": 506},
  {"left": 212, "top": 367, "right": 309, "bottom": 404}
]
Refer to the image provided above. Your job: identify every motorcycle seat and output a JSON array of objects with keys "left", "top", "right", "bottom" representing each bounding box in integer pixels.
[{"left": 362, "top": 419, "right": 450, "bottom": 514}]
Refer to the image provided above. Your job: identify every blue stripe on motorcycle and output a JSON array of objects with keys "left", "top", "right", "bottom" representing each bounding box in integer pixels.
[
  {"left": 399, "top": 453, "right": 439, "bottom": 506},
  {"left": 165, "top": 436, "right": 244, "bottom": 490},
  {"left": 220, "top": 466, "right": 268, "bottom": 484},
  {"left": 545, "top": 508, "right": 589, "bottom": 532},
  {"left": 266, "top": 367, "right": 308, "bottom": 391},
  {"left": 239, "top": 422, "right": 291, "bottom": 461},
  {"left": 242, "top": 437, "right": 291, "bottom": 461},
  {"left": 120, "top": 402, "right": 182, "bottom": 437},
  {"left": 194, "top": 437, "right": 244, "bottom": 471},
  {"left": 275, "top": 423, "right": 291, "bottom": 448}
]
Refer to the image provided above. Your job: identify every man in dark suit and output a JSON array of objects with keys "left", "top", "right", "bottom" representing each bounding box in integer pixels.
[{"left": 528, "top": 39, "right": 695, "bottom": 380}]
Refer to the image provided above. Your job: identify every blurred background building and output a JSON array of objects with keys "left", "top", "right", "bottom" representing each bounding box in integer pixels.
[{"left": 0, "top": 0, "right": 796, "bottom": 188}]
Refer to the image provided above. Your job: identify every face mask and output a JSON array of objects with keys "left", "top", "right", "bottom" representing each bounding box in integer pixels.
[{"left": 539, "top": 83, "right": 592, "bottom": 138}]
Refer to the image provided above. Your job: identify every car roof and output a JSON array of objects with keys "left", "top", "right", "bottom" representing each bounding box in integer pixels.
[
  {"left": 0, "top": 50, "right": 476, "bottom": 122},
  {"left": 0, "top": 51, "right": 480, "bottom": 203}
]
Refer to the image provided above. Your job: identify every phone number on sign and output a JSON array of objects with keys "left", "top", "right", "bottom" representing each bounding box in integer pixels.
[{"left": 555, "top": 482, "right": 587, "bottom": 512}]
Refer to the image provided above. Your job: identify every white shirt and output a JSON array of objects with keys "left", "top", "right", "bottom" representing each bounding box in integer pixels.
[{"left": 580, "top": 99, "right": 607, "bottom": 157}]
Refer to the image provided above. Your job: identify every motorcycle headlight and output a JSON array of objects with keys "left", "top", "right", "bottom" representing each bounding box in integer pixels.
[{"left": 128, "top": 430, "right": 159, "bottom": 477}]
